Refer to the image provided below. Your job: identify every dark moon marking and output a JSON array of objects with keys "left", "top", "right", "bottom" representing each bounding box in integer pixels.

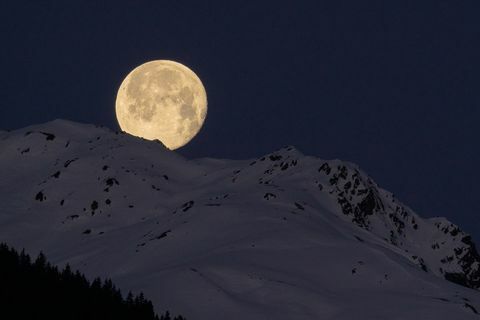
[{"left": 180, "top": 103, "right": 195, "bottom": 120}]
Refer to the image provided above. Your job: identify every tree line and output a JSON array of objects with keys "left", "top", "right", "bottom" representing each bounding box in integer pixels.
[{"left": 0, "top": 242, "right": 185, "bottom": 320}]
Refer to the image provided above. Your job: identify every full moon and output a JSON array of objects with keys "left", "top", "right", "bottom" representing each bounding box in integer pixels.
[{"left": 115, "top": 60, "right": 207, "bottom": 150}]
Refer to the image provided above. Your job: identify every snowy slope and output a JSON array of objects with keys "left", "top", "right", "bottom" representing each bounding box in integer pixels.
[{"left": 1, "top": 119, "right": 479, "bottom": 319}]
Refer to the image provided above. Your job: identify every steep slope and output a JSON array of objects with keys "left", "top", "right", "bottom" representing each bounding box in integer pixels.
[{"left": 0, "top": 119, "right": 479, "bottom": 319}]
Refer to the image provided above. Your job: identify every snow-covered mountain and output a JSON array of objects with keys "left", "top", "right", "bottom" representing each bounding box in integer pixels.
[{"left": 1, "top": 119, "right": 479, "bottom": 319}]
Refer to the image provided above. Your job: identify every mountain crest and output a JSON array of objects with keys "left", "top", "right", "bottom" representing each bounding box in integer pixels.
[{"left": 1, "top": 120, "right": 480, "bottom": 320}]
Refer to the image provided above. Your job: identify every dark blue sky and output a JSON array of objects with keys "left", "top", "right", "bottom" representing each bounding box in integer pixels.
[{"left": 1, "top": 1, "right": 480, "bottom": 239}]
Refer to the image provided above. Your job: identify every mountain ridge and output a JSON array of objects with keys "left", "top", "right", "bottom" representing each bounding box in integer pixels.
[{"left": 1, "top": 119, "right": 479, "bottom": 319}]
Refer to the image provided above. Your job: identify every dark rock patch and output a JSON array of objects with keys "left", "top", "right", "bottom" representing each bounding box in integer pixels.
[
  {"left": 462, "top": 236, "right": 473, "bottom": 245},
  {"left": 182, "top": 201, "right": 195, "bottom": 212},
  {"left": 264, "top": 193, "right": 276, "bottom": 200},
  {"left": 269, "top": 154, "right": 282, "bottom": 161},
  {"left": 105, "top": 178, "right": 119, "bottom": 186},
  {"left": 450, "top": 227, "right": 460, "bottom": 237},
  {"left": 40, "top": 132, "right": 55, "bottom": 140},
  {"left": 35, "top": 191, "right": 46, "bottom": 202},
  {"left": 64, "top": 158, "right": 78, "bottom": 168},
  {"left": 464, "top": 303, "right": 479, "bottom": 314},
  {"left": 90, "top": 201, "right": 99, "bottom": 215},
  {"left": 358, "top": 190, "right": 378, "bottom": 216},
  {"left": 418, "top": 258, "right": 428, "bottom": 272},
  {"left": 294, "top": 202, "right": 305, "bottom": 210},
  {"left": 104, "top": 177, "right": 119, "bottom": 192},
  {"left": 155, "top": 230, "right": 171, "bottom": 239},
  {"left": 318, "top": 163, "right": 331, "bottom": 175}
]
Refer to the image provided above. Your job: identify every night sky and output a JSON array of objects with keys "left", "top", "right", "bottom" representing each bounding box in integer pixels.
[{"left": 1, "top": 2, "right": 480, "bottom": 239}]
